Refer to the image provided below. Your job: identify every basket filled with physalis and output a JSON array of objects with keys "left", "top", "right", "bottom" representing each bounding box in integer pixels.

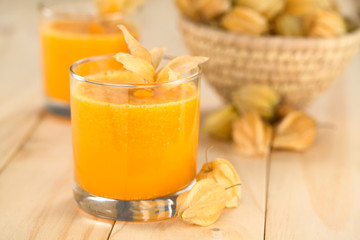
[{"left": 176, "top": 0, "right": 360, "bottom": 107}]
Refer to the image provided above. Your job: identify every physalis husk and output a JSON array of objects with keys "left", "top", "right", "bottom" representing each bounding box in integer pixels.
[
  {"left": 149, "top": 47, "right": 166, "bottom": 70},
  {"left": 220, "top": 7, "right": 268, "bottom": 36},
  {"left": 176, "top": 0, "right": 230, "bottom": 22},
  {"left": 232, "top": 112, "right": 273, "bottom": 158},
  {"left": 203, "top": 105, "right": 239, "bottom": 141},
  {"left": 235, "top": 0, "right": 284, "bottom": 20},
  {"left": 118, "top": 25, "right": 152, "bottom": 64},
  {"left": 231, "top": 85, "right": 280, "bottom": 121},
  {"left": 273, "top": 110, "right": 316, "bottom": 151},
  {"left": 197, "top": 157, "right": 241, "bottom": 208},
  {"left": 176, "top": 179, "right": 227, "bottom": 226},
  {"left": 285, "top": 0, "right": 339, "bottom": 17},
  {"left": 114, "top": 53, "right": 155, "bottom": 83},
  {"left": 262, "top": 0, "right": 285, "bottom": 20},
  {"left": 274, "top": 13, "right": 304, "bottom": 37},
  {"left": 303, "top": 10, "right": 346, "bottom": 38},
  {"left": 156, "top": 56, "right": 208, "bottom": 82},
  {"left": 275, "top": 104, "right": 296, "bottom": 119},
  {"left": 115, "top": 25, "right": 207, "bottom": 84}
]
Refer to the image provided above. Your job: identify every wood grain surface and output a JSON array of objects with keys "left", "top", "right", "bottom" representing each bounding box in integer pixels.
[
  {"left": 0, "top": 0, "right": 359, "bottom": 239},
  {"left": 265, "top": 58, "right": 360, "bottom": 240},
  {"left": 0, "top": 116, "right": 114, "bottom": 240},
  {"left": 0, "top": 0, "right": 43, "bottom": 171}
]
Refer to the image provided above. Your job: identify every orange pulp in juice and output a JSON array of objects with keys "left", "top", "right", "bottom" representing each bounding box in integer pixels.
[
  {"left": 71, "top": 76, "right": 200, "bottom": 200},
  {"left": 40, "top": 20, "right": 133, "bottom": 103}
]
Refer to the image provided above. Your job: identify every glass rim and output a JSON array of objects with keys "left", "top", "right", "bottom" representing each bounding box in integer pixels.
[
  {"left": 38, "top": 0, "right": 127, "bottom": 20},
  {"left": 70, "top": 54, "right": 202, "bottom": 88}
]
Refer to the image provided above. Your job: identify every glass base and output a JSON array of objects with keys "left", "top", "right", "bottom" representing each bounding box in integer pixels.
[
  {"left": 73, "top": 181, "right": 194, "bottom": 221},
  {"left": 45, "top": 97, "right": 70, "bottom": 118}
]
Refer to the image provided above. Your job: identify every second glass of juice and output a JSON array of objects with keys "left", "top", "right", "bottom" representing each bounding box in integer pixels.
[
  {"left": 70, "top": 55, "right": 201, "bottom": 221},
  {"left": 39, "top": 0, "right": 138, "bottom": 117}
]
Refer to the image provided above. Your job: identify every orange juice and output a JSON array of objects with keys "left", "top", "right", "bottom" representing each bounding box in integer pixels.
[
  {"left": 71, "top": 76, "right": 200, "bottom": 200},
  {"left": 40, "top": 20, "right": 132, "bottom": 103}
]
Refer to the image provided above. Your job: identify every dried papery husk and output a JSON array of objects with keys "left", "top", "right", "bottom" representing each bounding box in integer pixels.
[
  {"left": 274, "top": 13, "right": 304, "bottom": 37},
  {"left": 221, "top": 7, "right": 268, "bottom": 36},
  {"left": 154, "top": 69, "right": 182, "bottom": 92},
  {"left": 303, "top": 10, "right": 346, "bottom": 38},
  {"left": 155, "top": 68, "right": 185, "bottom": 92},
  {"left": 273, "top": 111, "right": 316, "bottom": 151},
  {"left": 197, "top": 158, "right": 241, "bottom": 208},
  {"left": 149, "top": 47, "right": 166, "bottom": 70},
  {"left": 113, "top": 26, "right": 207, "bottom": 86},
  {"left": 176, "top": 0, "right": 231, "bottom": 22},
  {"left": 156, "top": 56, "right": 208, "bottom": 82},
  {"left": 154, "top": 68, "right": 182, "bottom": 93},
  {"left": 231, "top": 85, "right": 280, "bottom": 121},
  {"left": 95, "top": 0, "right": 146, "bottom": 14},
  {"left": 194, "top": 0, "right": 231, "bottom": 21},
  {"left": 168, "top": 68, "right": 182, "bottom": 82},
  {"left": 285, "top": 0, "right": 339, "bottom": 16},
  {"left": 232, "top": 112, "right": 273, "bottom": 158},
  {"left": 275, "top": 104, "right": 296, "bottom": 119},
  {"left": 202, "top": 105, "right": 239, "bottom": 141},
  {"left": 115, "top": 53, "right": 155, "bottom": 83},
  {"left": 176, "top": 0, "right": 196, "bottom": 20},
  {"left": 263, "top": 0, "right": 285, "bottom": 20},
  {"left": 345, "top": 18, "right": 359, "bottom": 33},
  {"left": 235, "top": 0, "right": 275, "bottom": 15},
  {"left": 118, "top": 25, "right": 152, "bottom": 64},
  {"left": 176, "top": 179, "right": 227, "bottom": 226},
  {"left": 286, "top": 3, "right": 324, "bottom": 16},
  {"left": 235, "top": 0, "right": 284, "bottom": 20}
]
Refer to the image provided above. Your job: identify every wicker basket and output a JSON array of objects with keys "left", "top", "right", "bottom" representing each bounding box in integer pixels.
[{"left": 179, "top": 16, "right": 360, "bottom": 107}]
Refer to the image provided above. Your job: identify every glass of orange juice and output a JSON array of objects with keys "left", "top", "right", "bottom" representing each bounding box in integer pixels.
[
  {"left": 39, "top": 0, "right": 138, "bottom": 117},
  {"left": 70, "top": 54, "right": 201, "bottom": 221}
]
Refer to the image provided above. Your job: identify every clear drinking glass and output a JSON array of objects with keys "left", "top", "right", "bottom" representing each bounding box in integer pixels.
[
  {"left": 39, "top": 0, "right": 138, "bottom": 117},
  {"left": 70, "top": 54, "right": 201, "bottom": 221}
]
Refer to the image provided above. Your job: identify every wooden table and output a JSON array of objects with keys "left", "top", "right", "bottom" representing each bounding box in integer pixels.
[{"left": 1, "top": 0, "right": 359, "bottom": 239}]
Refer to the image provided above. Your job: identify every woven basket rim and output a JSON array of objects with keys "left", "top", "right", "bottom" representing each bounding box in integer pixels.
[{"left": 179, "top": 16, "right": 360, "bottom": 45}]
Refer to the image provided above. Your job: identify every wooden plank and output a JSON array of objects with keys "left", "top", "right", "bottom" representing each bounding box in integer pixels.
[
  {"left": 0, "top": 0, "right": 44, "bottom": 171},
  {"left": 0, "top": 88, "right": 43, "bottom": 171},
  {"left": 265, "top": 57, "right": 360, "bottom": 239},
  {"left": 109, "top": 131, "right": 267, "bottom": 240},
  {"left": 0, "top": 116, "right": 114, "bottom": 239}
]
